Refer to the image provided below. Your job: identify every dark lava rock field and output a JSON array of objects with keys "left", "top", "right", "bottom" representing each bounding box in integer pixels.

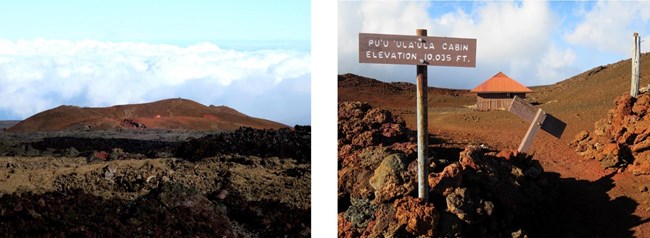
[{"left": 0, "top": 126, "right": 310, "bottom": 237}]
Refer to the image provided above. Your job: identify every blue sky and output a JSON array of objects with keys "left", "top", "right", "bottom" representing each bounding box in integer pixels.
[
  {"left": 0, "top": 1, "right": 310, "bottom": 48},
  {"left": 339, "top": 0, "right": 650, "bottom": 89},
  {"left": 0, "top": 1, "right": 311, "bottom": 125}
]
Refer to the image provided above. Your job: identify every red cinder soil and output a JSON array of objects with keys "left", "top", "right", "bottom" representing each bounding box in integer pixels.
[
  {"left": 339, "top": 53, "right": 650, "bottom": 237},
  {"left": 6, "top": 98, "right": 287, "bottom": 132}
]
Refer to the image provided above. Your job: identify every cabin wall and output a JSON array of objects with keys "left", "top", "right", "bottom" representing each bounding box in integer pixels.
[{"left": 475, "top": 93, "right": 526, "bottom": 111}]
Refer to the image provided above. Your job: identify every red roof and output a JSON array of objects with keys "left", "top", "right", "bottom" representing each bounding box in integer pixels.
[{"left": 470, "top": 72, "right": 533, "bottom": 93}]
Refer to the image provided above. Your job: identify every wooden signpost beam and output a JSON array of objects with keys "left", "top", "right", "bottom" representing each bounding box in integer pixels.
[
  {"left": 631, "top": 32, "right": 641, "bottom": 98},
  {"left": 415, "top": 29, "right": 429, "bottom": 202},
  {"left": 359, "top": 31, "right": 476, "bottom": 203},
  {"left": 517, "top": 108, "right": 546, "bottom": 153}
]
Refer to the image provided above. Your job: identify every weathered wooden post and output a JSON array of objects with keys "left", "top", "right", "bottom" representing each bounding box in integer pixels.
[
  {"left": 358, "top": 31, "right": 476, "bottom": 202},
  {"left": 631, "top": 32, "right": 641, "bottom": 97},
  {"left": 415, "top": 29, "right": 429, "bottom": 201},
  {"left": 518, "top": 108, "right": 546, "bottom": 153}
]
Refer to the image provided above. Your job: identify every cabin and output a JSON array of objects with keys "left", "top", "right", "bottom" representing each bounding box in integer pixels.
[{"left": 470, "top": 72, "right": 533, "bottom": 111}]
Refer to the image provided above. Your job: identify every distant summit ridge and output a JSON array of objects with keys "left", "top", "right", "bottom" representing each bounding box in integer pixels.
[{"left": 7, "top": 98, "right": 287, "bottom": 132}]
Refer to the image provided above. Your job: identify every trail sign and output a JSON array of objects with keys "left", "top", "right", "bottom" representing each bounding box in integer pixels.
[
  {"left": 359, "top": 33, "right": 477, "bottom": 67},
  {"left": 358, "top": 30, "right": 477, "bottom": 203},
  {"left": 508, "top": 96, "right": 538, "bottom": 122},
  {"left": 540, "top": 113, "right": 566, "bottom": 139},
  {"left": 508, "top": 96, "right": 566, "bottom": 153}
]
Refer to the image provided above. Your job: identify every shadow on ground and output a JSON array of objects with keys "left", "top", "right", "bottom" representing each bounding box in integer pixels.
[
  {"left": 428, "top": 131, "right": 649, "bottom": 237},
  {"left": 528, "top": 172, "right": 650, "bottom": 238}
]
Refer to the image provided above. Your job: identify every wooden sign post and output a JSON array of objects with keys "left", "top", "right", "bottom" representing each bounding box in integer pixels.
[
  {"left": 359, "top": 30, "right": 476, "bottom": 202},
  {"left": 415, "top": 29, "right": 429, "bottom": 202},
  {"left": 508, "top": 96, "right": 566, "bottom": 153},
  {"left": 631, "top": 32, "right": 641, "bottom": 98}
]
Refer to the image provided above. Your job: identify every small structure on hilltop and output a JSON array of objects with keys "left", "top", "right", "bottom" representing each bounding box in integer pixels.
[{"left": 470, "top": 72, "right": 533, "bottom": 111}]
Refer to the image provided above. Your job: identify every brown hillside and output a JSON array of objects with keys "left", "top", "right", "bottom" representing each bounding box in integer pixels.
[
  {"left": 7, "top": 98, "right": 287, "bottom": 132},
  {"left": 338, "top": 73, "right": 474, "bottom": 112},
  {"left": 530, "top": 53, "right": 650, "bottom": 128}
]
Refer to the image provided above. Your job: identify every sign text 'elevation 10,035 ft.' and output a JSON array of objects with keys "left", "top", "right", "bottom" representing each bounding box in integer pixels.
[{"left": 359, "top": 33, "right": 477, "bottom": 67}]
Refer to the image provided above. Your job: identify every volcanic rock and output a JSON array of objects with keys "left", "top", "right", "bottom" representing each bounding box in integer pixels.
[
  {"left": 0, "top": 183, "right": 237, "bottom": 237},
  {"left": 338, "top": 212, "right": 359, "bottom": 238},
  {"left": 62, "top": 147, "right": 80, "bottom": 157},
  {"left": 338, "top": 146, "right": 393, "bottom": 201},
  {"left": 338, "top": 102, "right": 557, "bottom": 237},
  {"left": 598, "top": 143, "right": 624, "bottom": 168},
  {"left": 176, "top": 126, "right": 311, "bottom": 163},
  {"left": 369, "top": 153, "right": 415, "bottom": 202},
  {"left": 344, "top": 198, "right": 377, "bottom": 231},
  {"left": 393, "top": 197, "right": 439, "bottom": 237},
  {"left": 338, "top": 102, "right": 416, "bottom": 205},
  {"left": 573, "top": 131, "right": 590, "bottom": 145},
  {"left": 574, "top": 92, "right": 650, "bottom": 172},
  {"left": 429, "top": 162, "right": 463, "bottom": 196},
  {"left": 338, "top": 101, "right": 412, "bottom": 149},
  {"left": 91, "top": 151, "right": 109, "bottom": 161}
]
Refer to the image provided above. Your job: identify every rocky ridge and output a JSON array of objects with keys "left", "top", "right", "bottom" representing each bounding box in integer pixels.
[
  {"left": 573, "top": 92, "right": 650, "bottom": 175},
  {"left": 0, "top": 126, "right": 310, "bottom": 164}
]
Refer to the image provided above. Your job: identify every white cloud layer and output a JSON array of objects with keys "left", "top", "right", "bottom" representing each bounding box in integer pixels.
[
  {"left": 0, "top": 39, "right": 311, "bottom": 125},
  {"left": 339, "top": 0, "right": 649, "bottom": 89}
]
